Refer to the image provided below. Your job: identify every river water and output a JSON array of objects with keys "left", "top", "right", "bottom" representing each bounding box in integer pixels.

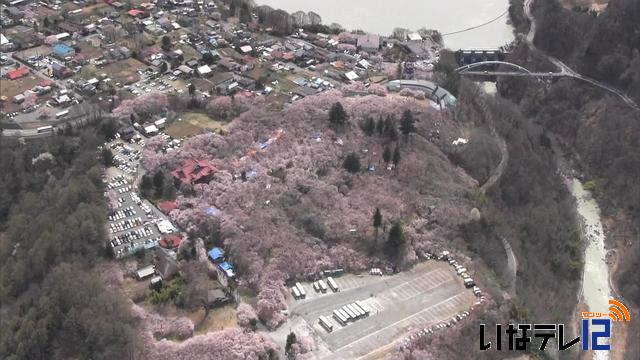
[
  {"left": 570, "top": 179, "right": 611, "bottom": 360},
  {"left": 256, "top": 0, "right": 514, "bottom": 49}
]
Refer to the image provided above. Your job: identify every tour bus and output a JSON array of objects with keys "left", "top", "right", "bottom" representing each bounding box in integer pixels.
[
  {"left": 353, "top": 302, "right": 368, "bottom": 318},
  {"left": 313, "top": 281, "right": 320, "bottom": 292},
  {"left": 347, "top": 304, "right": 362, "bottom": 319},
  {"left": 56, "top": 110, "right": 69, "bottom": 118},
  {"left": 355, "top": 301, "right": 371, "bottom": 316},
  {"left": 327, "top": 277, "right": 339, "bottom": 292},
  {"left": 333, "top": 310, "right": 348, "bottom": 326},
  {"left": 319, "top": 316, "right": 334, "bottom": 332},
  {"left": 295, "top": 282, "right": 306, "bottom": 299},
  {"left": 350, "top": 303, "right": 365, "bottom": 318},
  {"left": 342, "top": 305, "right": 357, "bottom": 320},
  {"left": 36, "top": 125, "right": 54, "bottom": 133},
  {"left": 336, "top": 308, "right": 350, "bottom": 322},
  {"left": 317, "top": 279, "right": 328, "bottom": 293},
  {"left": 291, "top": 286, "right": 301, "bottom": 299}
]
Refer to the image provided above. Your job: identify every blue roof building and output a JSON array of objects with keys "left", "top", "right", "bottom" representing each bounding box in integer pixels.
[
  {"left": 208, "top": 247, "right": 225, "bottom": 262},
  {"left": 218, "top": 262, "right": 235, "bottom": 278},
  {"left": 52, "top": 43, "right": 75, "bottom": 60}
]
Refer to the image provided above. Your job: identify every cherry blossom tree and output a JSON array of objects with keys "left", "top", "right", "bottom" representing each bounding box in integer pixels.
[
  {"left": 21, "top": 94, "right": 37, "bottom": 110},
  {"left": 368, "top": 84, "right": 388, "bottom": 97},
  {"left": 138, "top": 89, "right": 479, "bottom": 334},
  {"left": 44, "top": 35, "right": 58, "bottom": 45},
  {"left": 337, "top": 43, "right": 357, "bottom": 53},
  {"left": 112, "top": 92, "right": 167, "bottom": 120},
  {"left": 236, "top": 303, "right": 258, "bottom": 328},
  {"left": 206, "top": 96, "right": 233, "bottom": 119}
]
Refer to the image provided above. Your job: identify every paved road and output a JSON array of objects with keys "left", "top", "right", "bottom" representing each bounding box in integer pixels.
[
  {"left": 287, "top": 262, "right": 476, "bottom": 359},
  {"left": 523, "top": 0, "right": 639, "bottom": 110}
]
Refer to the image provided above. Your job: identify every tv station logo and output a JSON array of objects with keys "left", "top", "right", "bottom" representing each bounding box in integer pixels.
[{"left": 480, "top": 299, "right": 630, "bottom": 352}]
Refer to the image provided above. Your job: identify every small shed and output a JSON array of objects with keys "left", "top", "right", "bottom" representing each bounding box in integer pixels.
[
  {"left": 207, "top": 247, "right": 225, "bottom": 262},
  {"left": 197, "top": 65, "right": 212, "bottom": 76},
  {"left": 136, "top": 265, "right": 155, "bottom": 280}
]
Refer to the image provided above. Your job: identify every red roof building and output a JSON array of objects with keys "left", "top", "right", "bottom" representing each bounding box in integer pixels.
[
  {"left": 128, "top": 9, "right": 144, "bottom": 17},
  {"left": 157, "top": 200, "right": 177, "bottom": 214},
  {"left": 7, "top": 67, "right": 29, "bottom": 80},
  {"left": 159, "top": 234, "right": 182, "bottom": 249},
  {"left": 171, "top": 159, "right": 217, "bottom": 185}
]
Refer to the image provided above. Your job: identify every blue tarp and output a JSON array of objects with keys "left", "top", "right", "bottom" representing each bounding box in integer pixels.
[
  {"left": 205, "top": 206, "right": 220, "bottom": 216},
  {"left": 53, "top": 43, "right": 73, "bottom": 56},
  {"left": 208, "top": 247, "right": 224, "bottom": 261},
  {"left": 219, "top": 261, "right": 235, "bottom": 277}
]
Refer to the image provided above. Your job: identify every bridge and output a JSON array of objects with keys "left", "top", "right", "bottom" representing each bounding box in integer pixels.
[
  {"left": 456, "top": 61, "right": 568, "bottom": 78},
  {"left": 456, "top": 61, "right": 639, "bottom": 109}
]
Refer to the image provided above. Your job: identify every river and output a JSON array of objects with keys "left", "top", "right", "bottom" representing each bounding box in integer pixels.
[
  {"left": 256, "top": 0, "right": 514, "bottom": 49},
  {"left": 570, "top": 179, "right": 611, "bottom": 360}
]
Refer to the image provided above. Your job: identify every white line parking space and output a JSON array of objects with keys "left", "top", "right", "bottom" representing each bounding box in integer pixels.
[{"left": 284, "top": 261, "right": 477, "bottom": 359}]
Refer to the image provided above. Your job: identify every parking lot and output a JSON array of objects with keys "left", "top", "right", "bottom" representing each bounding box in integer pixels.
[
  {"left": 285, "top": 261, "right": 477, "bottom": 359},
  {"left": 103, "top": 137, "right": 177, "bottom": 258}
]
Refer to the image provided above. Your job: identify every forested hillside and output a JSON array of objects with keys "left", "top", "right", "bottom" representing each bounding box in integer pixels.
[
  {"left": 534, "top": 0, "right": 640, "bottom": 100},
  {"left": 499, "top": 5, "right": 640, "bottom": 353},
  {"left": 0, "top": 132, "right": 139, "bottom": 359}
]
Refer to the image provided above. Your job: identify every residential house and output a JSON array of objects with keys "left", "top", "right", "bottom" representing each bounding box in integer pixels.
[{"left": 52, "top": 43, "right": 75, "bottom": 60}]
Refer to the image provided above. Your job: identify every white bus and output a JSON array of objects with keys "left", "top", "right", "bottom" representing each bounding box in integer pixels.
[
  {"left": 36, "top": 125, "right": 54, "bottom": 133},
  {"left": 333, "top": 310, "right": 348, "bottom": 326},
  {"left": 295, "top": 282, "right": 306, "bottom": 299},
  {"left": 317, "top": 279, "right": 328, "bottom": 293},
  {"left": 352, "top": 302, "right": 368, "bottom": 317},
  {"left": 327, "top": 277, "right": 339, "bottom": 292},
  {"left": 291, "top": 286, "right": 301, "bottom": 299},
  {"left": 355, "top": 301, "right": 371, "bottom": 316},
  {"left": 342, "top": 306, "right": 357, "bottom": 320},
  {"left": 55, "top": 110, "right": 69, "bottom": 118},
  {"left": 313, "top": 281, "right": 320, "bottom": 292},
  {"left": 349, "top": 303, "right": 366, "bottom": 318},
  {"left": 347, "top": 304, "right": 362, "bottom": 319},
  {"left": 337, "top": 308, "right": 350, "bottom": 321},
  {"left": 319, "top": 316, "right": 334, "bottom": 332}
]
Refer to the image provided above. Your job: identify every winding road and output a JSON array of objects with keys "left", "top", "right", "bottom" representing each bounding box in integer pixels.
[
  {"left": 523, "top": 0, "right": 639, "bottom": 110},
  {"left": 470, "top": 94, "right": 517, "bottom": 295}
]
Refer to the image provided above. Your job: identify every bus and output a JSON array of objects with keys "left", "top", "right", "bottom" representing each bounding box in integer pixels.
[
  {"left": 347, "top": 304, "right": 362, "bottom": 319},
  {"left": 333, "top": 310, "right": 348, "bottom": 326},
  {"left": 317, "top": 279, "right": 328, "bottom": 293},
  {"left": 291, "top": 286, "right": 301, "bottom": 299},
  {"left": 337, "top": 308, "right": 351, "bottom": 322},
  {"left": 355, "top": 301, "right": 371, "bottom": 317},
  {"left": 56, "top": 110, "right": 69, "bottom": 118},
  {"left": 352, "top": 303, "right": 366, "bottom": 318},
  {"left": 342, "top": 305, "right": 357, "bottom": 320},
  {"left": 352, "top": 302, "right": 368, "bottom": 318},
  {"left": 313, "top": 281, "right": 320, "bottom": 292},
  {"left": 36, "top": 125, "right": 54, "bottom": 133},
  {"left": 327, "top": 277, "right": 339, "bottom": 292},
  {"left": 319, "top": 316, "right": 334, "bottom": 332},
  {"left": 295, "top": 282, "right": 306, "bottom": 299}
]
